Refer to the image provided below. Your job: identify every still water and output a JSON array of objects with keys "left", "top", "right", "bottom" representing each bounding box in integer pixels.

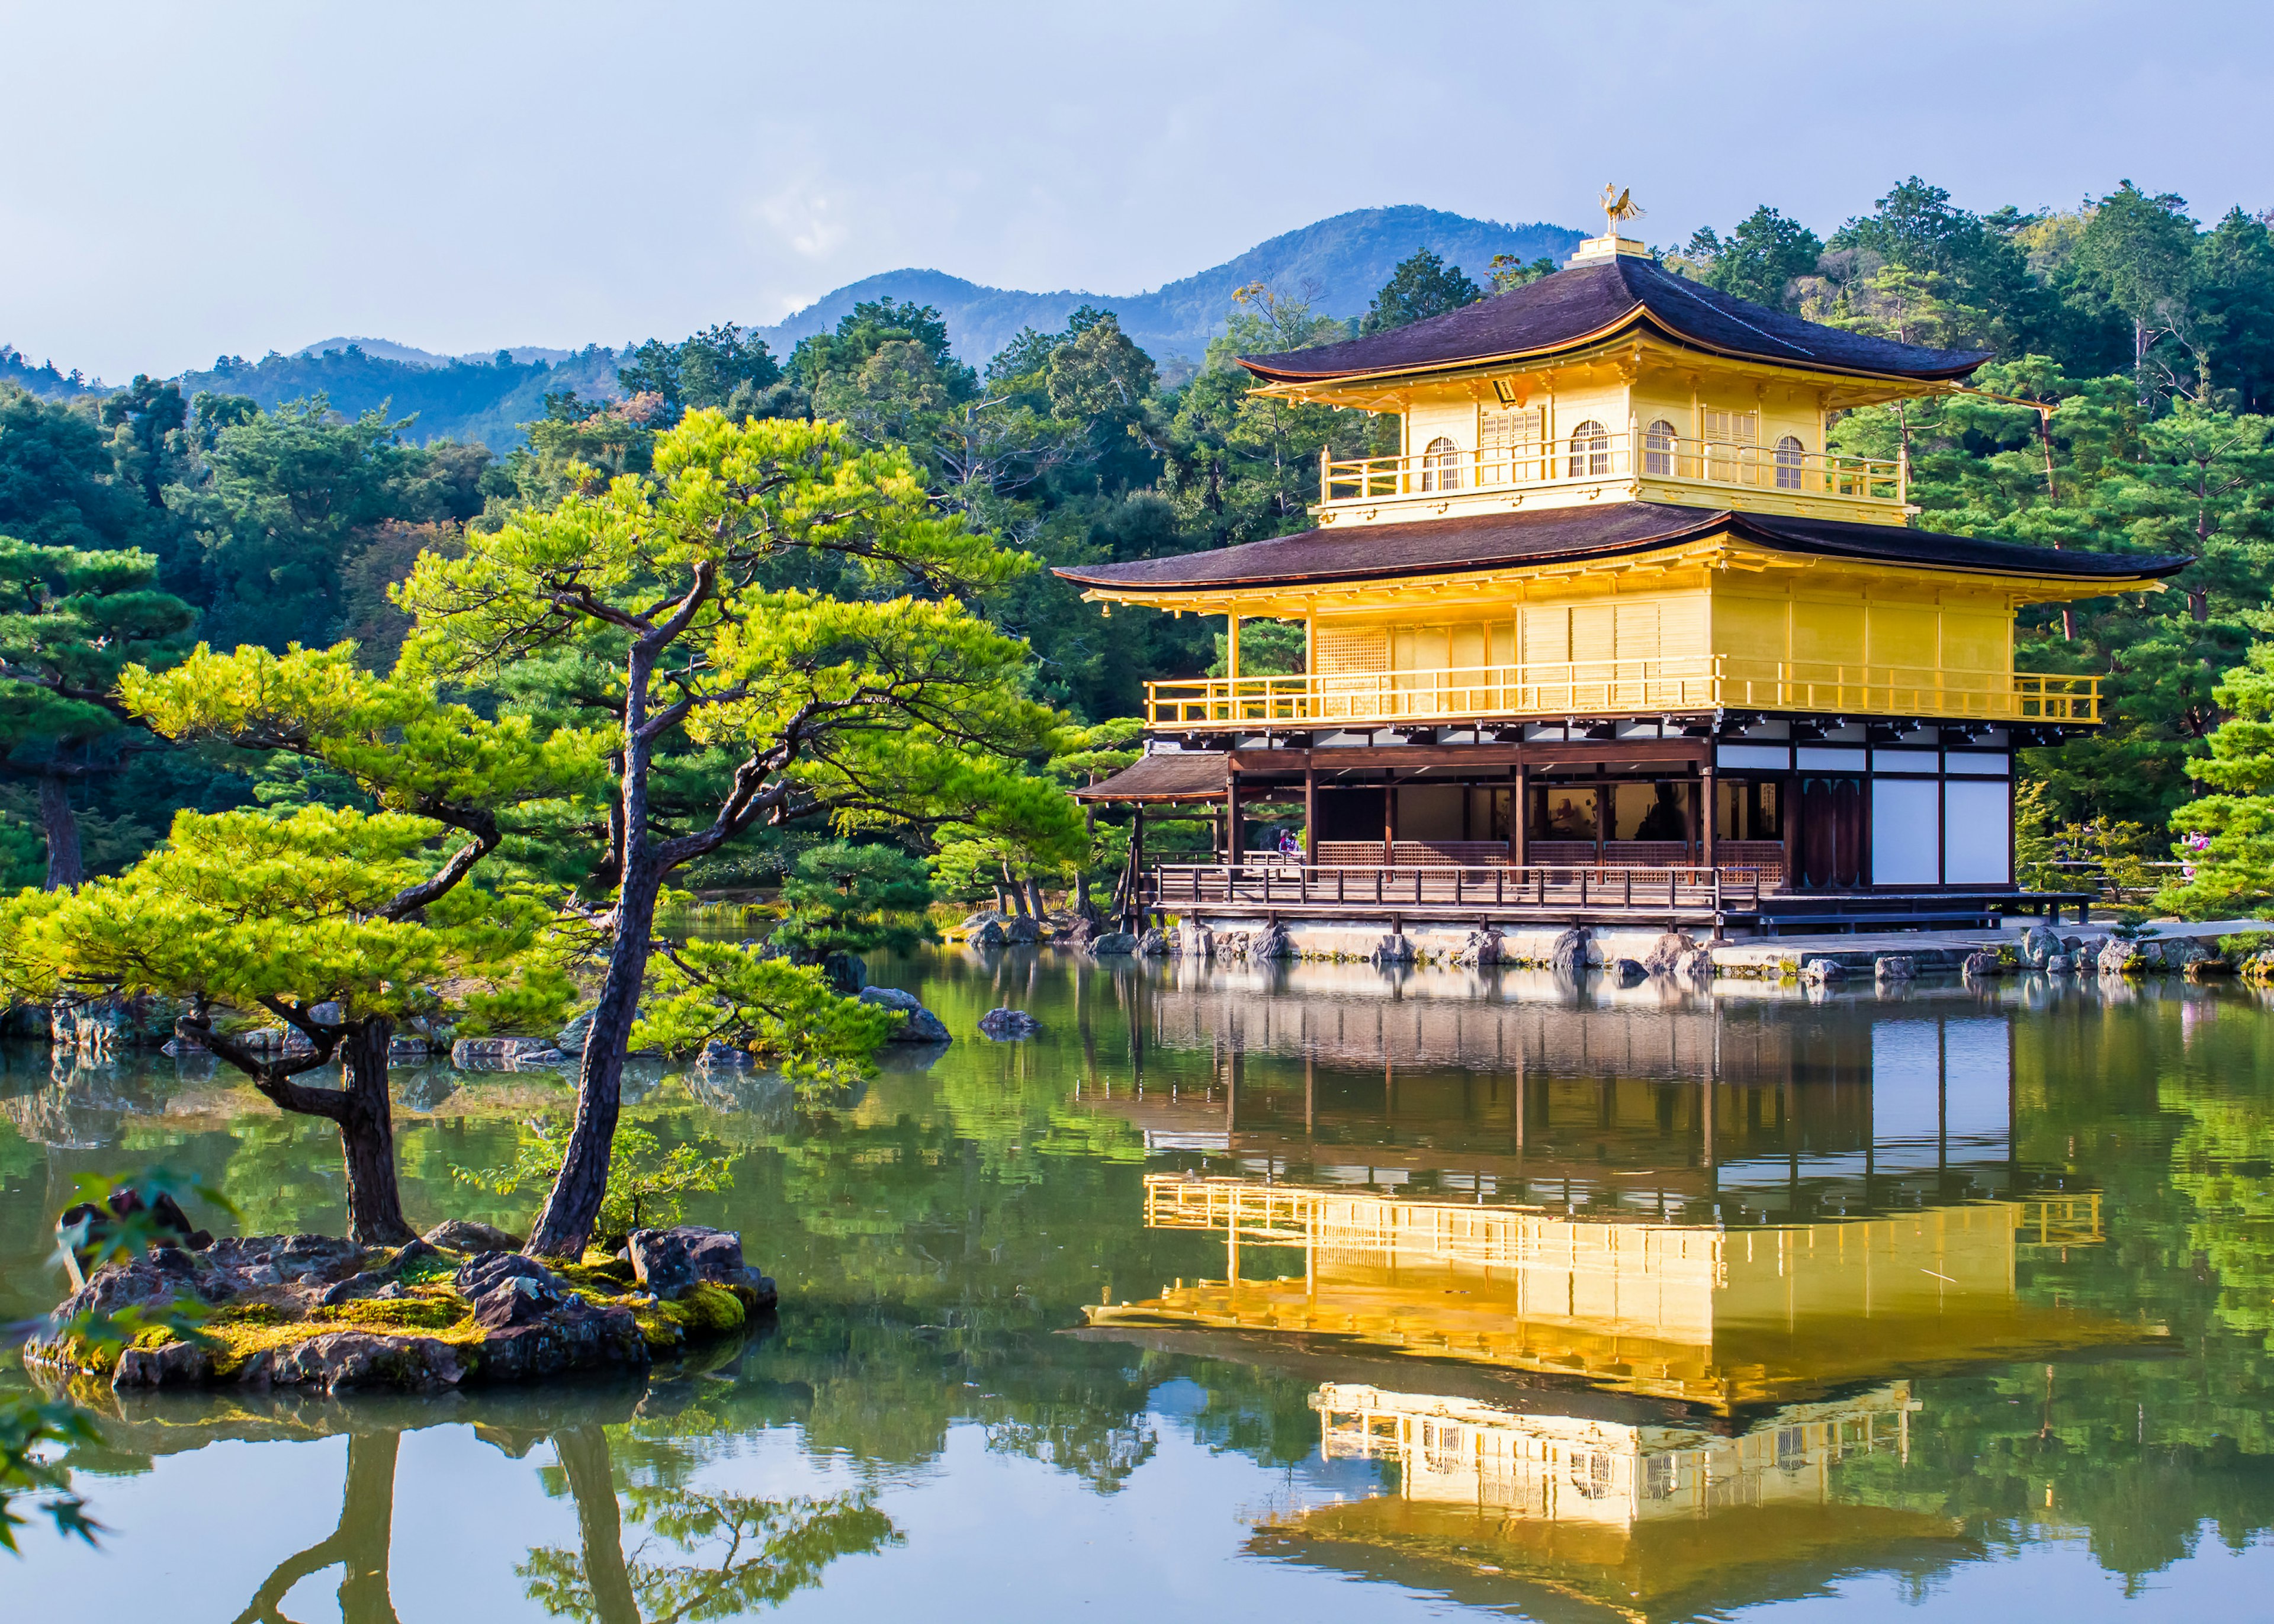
[{"left": 4, "top": 951, "right": 2273, "bottom": 1622}]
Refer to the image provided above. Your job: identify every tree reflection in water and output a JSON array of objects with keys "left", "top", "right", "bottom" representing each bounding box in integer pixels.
[
  {"left": 520, "top": 1423, "right": 901, "bottom": 1623},
  {"left": 232, "top": 1431, "right": 403, "bottom": 1624},
  {"left": 217, "top": 1419, "right": 895, "bottom": 1624}
]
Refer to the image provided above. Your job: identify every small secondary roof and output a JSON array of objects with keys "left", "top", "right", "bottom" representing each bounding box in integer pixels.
[
  {"left": 1054, "top": 504, "right": 2190, "bottom": 593},
  {"left": 1073, "top": 750, "right": 1228, "bottom": 804},
  {"left": 1238, "top": 255, "right": 1991, "bottom": 386}
]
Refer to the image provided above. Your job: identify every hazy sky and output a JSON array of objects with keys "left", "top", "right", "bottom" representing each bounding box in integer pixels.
[{"left": 8, "top": 0, "right": 2272, "bottom": 381}]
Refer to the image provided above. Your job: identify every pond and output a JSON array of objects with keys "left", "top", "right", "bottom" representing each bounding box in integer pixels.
[{"left": 5, "top": 950, "right": 2274, "bottom": 1622}]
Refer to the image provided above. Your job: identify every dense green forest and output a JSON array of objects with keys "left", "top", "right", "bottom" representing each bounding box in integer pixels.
[{"left": 4, "top": 175, "right": 2274, "bottom": 905}]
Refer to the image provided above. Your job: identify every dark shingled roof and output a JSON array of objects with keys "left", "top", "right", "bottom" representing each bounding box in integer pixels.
[
  {"left": 1055, "top": 504, "right": 2190, "bottom": 593},
  {"left": 1074, "top": 750, "right": 1228, "bottom": 803},
  {"left": 1239, "top": 255, "right": 1990, "bottom": 385}
]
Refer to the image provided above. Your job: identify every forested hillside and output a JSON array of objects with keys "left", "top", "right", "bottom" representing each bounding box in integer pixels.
[{"left": 2, "top": 175, "right": 2273, "bottom": 909}]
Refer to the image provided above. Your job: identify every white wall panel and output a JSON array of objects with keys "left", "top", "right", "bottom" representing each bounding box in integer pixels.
[
  {"left": 1872, "top": 779, "right": 1939, "bottom": 885},
  {"left": 1943, "top": 779, "right": 2010, "bottom": 883}
]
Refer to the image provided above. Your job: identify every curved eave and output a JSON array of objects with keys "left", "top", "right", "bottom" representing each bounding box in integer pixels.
[
  {"left": 1054, "top": 532, "right": 2186, "bottom": 606},
  {"left": 1236, "top": 307, "right": 1990, "bottom": 391}
]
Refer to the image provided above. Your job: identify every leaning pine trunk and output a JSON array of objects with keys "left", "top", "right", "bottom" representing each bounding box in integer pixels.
[
  {"left": 38, "top": 773, "right": 82, "bottom": 892},
  {"left": 523, "top": 855, "right": 663, "bottom": 1257},
  {"left": 340, "top": 1017, "right": 414, "bottom": 1245}
]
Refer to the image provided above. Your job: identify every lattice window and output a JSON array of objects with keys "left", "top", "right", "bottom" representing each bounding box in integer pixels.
[
  {"left": 1314, "top": 626, "right": 1389, "bottom": 674},
  {"left": 1774, "top": 433, "right": 1806, "bottom": 490},
  {"left": 1566, "top": 419, "right": 1611, "bottom": 478},
  {"left": 1643, "top": 418, "right": 1678, "bottom": 476},
  {"left": 1481, "top": 405, "right": 1543, "bottom": 449},
  {"left": 1420, "top": 436, "right": 1463, "bottom": 492}
]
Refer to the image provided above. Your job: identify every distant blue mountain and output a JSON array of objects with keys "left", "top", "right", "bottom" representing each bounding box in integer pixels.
[
  {"left": 758, "top": 206, "right": 1585, "bottom": 365},
  {"left": 4, "top": 207, "right": 1586, "bottom": 445}
]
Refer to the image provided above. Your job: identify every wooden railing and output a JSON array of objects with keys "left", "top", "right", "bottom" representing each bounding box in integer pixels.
[
  {"left": 1144, "top": 660, "right": 2100, "bottom": 728},
  {"left": 1322, "top": 431, "right": 1904, "bottom": 509},
  {"left": 1149, "top": 861, "right": 1755, "bottom": 914}
]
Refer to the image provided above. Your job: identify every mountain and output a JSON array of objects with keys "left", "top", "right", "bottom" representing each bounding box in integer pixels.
[
  {"left": 173, "top": 345, "right": 625, "bottom": 451},
  {"left": 293, "top": 337, "right": 584, "bottom": 367},
  {"left": 757, "top": 206, "right": 1585, "bottom": 365},
  {"left": 4, "top": 207, "right": 1586, "bottom": 445}
]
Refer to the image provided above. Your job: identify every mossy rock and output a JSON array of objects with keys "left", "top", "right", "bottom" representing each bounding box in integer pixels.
[{"left": 627, "top": 1281, "right": 747, "bottom": 1350}]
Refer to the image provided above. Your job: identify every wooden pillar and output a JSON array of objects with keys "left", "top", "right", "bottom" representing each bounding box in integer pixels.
[
  {"left": 1783, "top": 773, "right": 1801, "bottom": 890},
  {"left": 1701, "top": 764, "right": 1718, "bottom": 872},
  {"left": 1225, "top": 770, "right": 1242, "bottom": 870},
  {"left": 1511, "top": 763, "right": 1528, "bottom": 867},
  {"left": 1303, "top": 766, "right": 1317, "bottom": 864},
  {"left": 1383, "top": 780, "right": 1395, "bottom": 865},
  {"left": 1129, "top": 806, "right": 1146, "bottom": 930},
  {"left": 1226, "top": 615, "right": 1241, "bottom": 681}
]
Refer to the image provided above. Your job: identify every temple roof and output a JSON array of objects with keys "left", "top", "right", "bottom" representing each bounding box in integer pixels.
[
  {"left": 1073, "top": 750, "right": 1228, "bottom": 803},
  {"left": 1238, "top": 255, "right": 1992, "bottom": 385},
  {"left": 1055, "top": 504, "right": 2191, "bottom": 594}
]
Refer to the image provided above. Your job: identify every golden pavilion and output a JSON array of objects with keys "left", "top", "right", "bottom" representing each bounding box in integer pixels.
[{"left": 1064, "top": 198, "right": 2185, "bottom": 935}]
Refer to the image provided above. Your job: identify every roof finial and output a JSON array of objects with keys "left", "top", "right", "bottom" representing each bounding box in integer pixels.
[{"left": 1599, "top": 184, "right": 1646, "bottom": 236}]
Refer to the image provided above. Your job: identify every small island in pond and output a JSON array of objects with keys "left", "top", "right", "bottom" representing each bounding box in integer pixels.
[{"left": 28, "top": 1205, "right": 775, "bottom": 1396}]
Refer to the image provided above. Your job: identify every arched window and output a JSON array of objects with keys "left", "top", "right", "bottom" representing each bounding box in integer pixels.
[
  {"left": 1419, "top": 435, "right": 1462, "bottom": 492},
  {"left": 1567, "top": 419, "right": 1610, "bottom": 478},
  {"left": 1774, "top": 434, "right": 1806, "bottom": 491},
  {"left": 1643, "top": 419, "right": 1678, "bottom": 477}
]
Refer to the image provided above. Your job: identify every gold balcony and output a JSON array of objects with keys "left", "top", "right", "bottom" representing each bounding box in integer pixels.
[
  {"left": 1142, "top": 660, "right": 2100, "bottom": 729},
  {"left": 1319, "top": 432, "right": 1906, "bottom": 525}
]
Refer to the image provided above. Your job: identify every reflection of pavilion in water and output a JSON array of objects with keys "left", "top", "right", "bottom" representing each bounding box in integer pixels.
[
  {"left": 1084, "top": 1165, "right": 2147, "bottom": 1620},
  {"left": 1090, "top": 1175, "right": 2117, "bottom": 1411},
  {"left": 1255, "top": 1381, "right": 1973, "bottom": 1622},
  {"left": 1078, "top": 966, "right": 2045, "bottom": 1219}
]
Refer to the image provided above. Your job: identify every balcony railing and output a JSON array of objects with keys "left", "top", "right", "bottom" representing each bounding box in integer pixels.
[
  {"left": 1322, "top": 432, "right": 1905, "bottom": 510},
  {"left": 1144, "top": 660, "right": 2100, "bottom": 728}
]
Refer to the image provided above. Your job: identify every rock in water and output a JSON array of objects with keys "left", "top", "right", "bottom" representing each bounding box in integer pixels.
[
  {"left": 1642, "top": 931, "right": 1695, "bottom": 975},
  {"left": 1875, "top": 955, "right": 1916, "bottom": 981},
  {"left": 2098, "top": 937, "right": 2145, "bottom": 977},
  {"left": 627, "top": 1225, "right": 772, "bottom": 1301},
  {"left": 1452, "top": 927, "right": 1503, "bottom": 967},
  {"left": 1549, "top": 927, "right": 1589, "bottom": 975},
  {"left": 2044, "top": 953, "right": 2074, "bottom": 975},
  {"left": 1137, "top": 928, "right": 1172, "bottom": 957},
  {"left": 978, "top": 1007, "right": 1042, "bottom": 1040},
  {"left": 1370, "top": 933, "right": 1415, "bottom": 966},
  {"left": 111, "top": 1337, "right": 214, "bottom": 1390},
  {"left": 1672, "top": 947, "right": 1716, "bottom": 983},
  {"left": 968, "top": 918, "right": 1008, "bottom": 949},
  {"left": 1799, "top": 958, "right": 1845, "bottom": 986},
  {"left": 1248, "top": 921, "right": 1295, "bottom": 960},
  {"left": 423, "top": 1219, "right": 523, "bottom": 1253},
  {"left": 1001, "top": 915, "right": 1042, "bottom": 946},
  {"left": 857, "top": 985, "right": 952, "bottom": 1044},
  {"left": 1963, "top": 951, "right": 2000, "bottom": 979},
  {"left": 820, "top": 950, "right": 866, "bottom": 993},
  {"left": 1086, "top": 931, "right": 1139, "bottom": 956},
  {"left": 1607, "top": 958, "right": 1647, "bottom": 987},
  {"left": 1177, "top": 922, "right": 1215, "bottom": 960},
  {"left": 2020, "top": 924, "right": 2061, "bottom": 968}
]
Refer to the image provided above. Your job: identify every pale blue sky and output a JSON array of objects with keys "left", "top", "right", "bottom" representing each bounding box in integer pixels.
[{"left": 6, "top": 0, "right": 2270, "bottom": 381}]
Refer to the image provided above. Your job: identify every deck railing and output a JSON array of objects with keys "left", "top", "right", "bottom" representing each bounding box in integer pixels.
[
  {"left": 1144, "top": 660, "right": 2100, "bottom": 728},
  {"left": 1149, "top": 861, "right": 1751, "bottom": 914},
  {"left": 1322, "top": 432, "right": 1904, "bottom": 510}
]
